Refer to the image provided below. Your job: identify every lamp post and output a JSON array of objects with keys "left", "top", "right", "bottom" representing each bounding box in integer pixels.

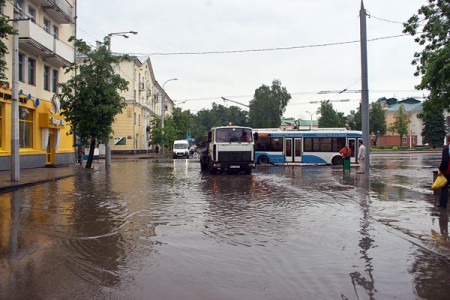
[
  {"left": 104, "top": 31, "right": 137, "bottom": 166},
  {"left": 107, "top": 31, "right": 138, "bottom": 51},
  {"left": 161, "top": 78, "right": 178, "bottom": 154},
  {"left": 305, "top": 111, "right": 313, "bottom": 130}
]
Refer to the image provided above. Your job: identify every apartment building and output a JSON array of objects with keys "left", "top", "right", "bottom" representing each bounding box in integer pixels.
[
  {"left": 0, "top": 0, "right": 76, "bottom": 170},
  {"left": 110, "top": 56, "right": 174, "bottom": 154}
]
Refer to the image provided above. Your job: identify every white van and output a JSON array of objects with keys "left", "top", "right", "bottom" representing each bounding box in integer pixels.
[{"left": 173, "top": 140, "right": 190, "bottom": 159}]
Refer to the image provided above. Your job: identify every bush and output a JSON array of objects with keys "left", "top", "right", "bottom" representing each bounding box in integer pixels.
[{"left": 392, "top": 146, "right": 398, "bottom": 151}]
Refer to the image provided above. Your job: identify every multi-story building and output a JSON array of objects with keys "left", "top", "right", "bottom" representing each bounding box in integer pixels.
[
  {"left": 0, "top": 0, "right": 76, "bottom": 170},
  {"left": 109, "top": 56, "right": 174, "bottom": 154},
  {"left": 376, "top": 97, "right": 423, "bottom": 147}
]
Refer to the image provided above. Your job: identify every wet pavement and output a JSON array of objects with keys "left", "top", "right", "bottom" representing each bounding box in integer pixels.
[{"left": 0, "top": 152, "right": 449, "bottom": 300}]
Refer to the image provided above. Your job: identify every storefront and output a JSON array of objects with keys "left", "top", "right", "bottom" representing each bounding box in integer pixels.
[{"left": 0, "top": 87, "right": 75, "bottom": 170}]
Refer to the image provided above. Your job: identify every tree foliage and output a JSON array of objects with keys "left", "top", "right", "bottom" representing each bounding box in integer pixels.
[
  {"left": 58, "top": 37, "right": 129, "bottom": 168},
  {"left": 172, "top": 106, "right": 195, "bottom": 139},
  {"left": 403, "top": 0, "right": 450, "bottom": 111},
  {"left": 389, "top": 104, "right": 410, "bottom": 146},
  {"left": 369, "top": 102, "right": 387, "bottom": 144},
  {"left": 249, "top": 80, "right": 291, "bottom": 128},
  {"left": 420, "top": 106, "right": 446, "bottom": 148},
  {"left": 150, "top": 118, "right": 177, "bottom": 150},
  {"left": 0, "top": 0, "right": 16, "bottom": 85},
  {"left": 317, "top": 100, "right": 346, "bottom": 128}
]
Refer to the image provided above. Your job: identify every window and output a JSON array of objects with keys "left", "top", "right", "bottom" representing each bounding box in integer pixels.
[
  {"left": 18, "top": 53, "right": 24, "bottom": 82},
  {"left": 52, "top": 69, "right": 58, "bottom": 93},
  {"left": 16, "top": 0, "right": 24, "bottom": 10},
  {"left": 19, "top": 107, "right": 33, "bottom": 148},
  {"left": 255, "top": 136, "right": 283, "bottom": 151},
  {"left": 44, "top": 18, "right": 50, "bottom": 33},
  {"left": 28, "top": 6, "right": 36, "bottom": 23},
  {"left": 52, "top": 25, "right": 59, "bottom": 39},
  {"left": 44, "top": 66, "right": 50, "bottom": 91},
  {"left": 28, "top": 57, "right": 35, "bottom": 85},
  {"left": 303, "top": 137, "right": 346, "bottom": 152}
]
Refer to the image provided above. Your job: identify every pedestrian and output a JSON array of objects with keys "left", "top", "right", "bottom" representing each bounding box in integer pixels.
[
  {"left": 77, "top": 145, "right": 85, "bottom": 166},
  {"left": 339, "top": 144, "right": 352, "bottom": 171},
  {"left": 437, "top": 133, "right": 450, "bottom": 209},
  {"left": 358, "top": 140, "right": 366, "bottom": 174},
  {"left": 155, "top": 145, "right": 159, "bottom": 154}
]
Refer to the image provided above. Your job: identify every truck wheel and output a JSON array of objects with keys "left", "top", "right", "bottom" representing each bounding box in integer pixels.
[{"left": 258, "top": 155, "right": 269, "bottom": 165}]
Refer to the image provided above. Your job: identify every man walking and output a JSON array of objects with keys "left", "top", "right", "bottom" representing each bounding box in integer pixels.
[{"left": 358, "top": 140, "right": 366, "bottom": 174}]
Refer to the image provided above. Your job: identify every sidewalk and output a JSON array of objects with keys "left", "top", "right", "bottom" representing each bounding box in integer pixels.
[
  {"left": 0, "top": 152, "right": 168, "bottom": 193},
  {"left": 0, "top": 164, "right": 81, "bottom": 193}
]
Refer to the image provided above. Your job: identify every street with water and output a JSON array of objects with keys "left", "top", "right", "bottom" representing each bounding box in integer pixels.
[{"left": 0, "top": 152, "right": 449, "bottom": 300}]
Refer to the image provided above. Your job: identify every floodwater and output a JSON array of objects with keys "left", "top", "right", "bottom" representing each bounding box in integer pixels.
[{"left": 0, "top": 153, "right": 449, "bottom": 300}]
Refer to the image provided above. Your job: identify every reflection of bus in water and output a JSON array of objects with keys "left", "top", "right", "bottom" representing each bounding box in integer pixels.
[{"left": 253, "top": 128, "right": 363, "bottom": 165}]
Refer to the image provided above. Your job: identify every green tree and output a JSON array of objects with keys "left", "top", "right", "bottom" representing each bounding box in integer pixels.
[
  {"left": 58, "top": 37, "right": 129, "bottom": 169},
  {"left": 317, "top": 100, "right": 346, "bottom": 128},
  {"left": 249, "top": 80, "right": 291, "bottom": 128},
  {"left": 347, "top": 108, "right": 361, "bottom": 130},
  {"left": 0, "top": 0, "right": 16, "bottom": 85},
  {"left": 192, "top": 103, "right": 249, "bottom": 143},
  {"left": 403, "top": 0, "right": 450, "bottom": 111},
  {"left": 389, "top": 104, "right": 410, "bottom": 146},
  {"left": 150, "top": 118, "right": 177, "bottom": 150},
  {"left": 370, "top": 102, "right": 387, "bottom": 145},
  {"left": 420, "top": 106, "right": 446, "bottom": 148},
  {"left": 172, "top": 107, "right": 194, "bottom": 139}
]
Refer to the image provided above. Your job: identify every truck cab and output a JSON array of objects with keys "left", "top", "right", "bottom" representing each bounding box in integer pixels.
[{"left": 200, "top": 126, "right": 256, "bottom": 174}]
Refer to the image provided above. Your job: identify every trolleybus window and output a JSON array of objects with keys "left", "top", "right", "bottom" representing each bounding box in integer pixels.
[{"left": 304, "top": 137, "right": 346, "bottom": 152}]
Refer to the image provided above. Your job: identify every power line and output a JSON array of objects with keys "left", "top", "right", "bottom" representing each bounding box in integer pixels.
[{"left": 124, "top": 34, "right": 408, "bottom": 57}]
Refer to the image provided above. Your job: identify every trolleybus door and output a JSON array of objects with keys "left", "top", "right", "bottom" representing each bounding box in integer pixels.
[
  {"left": 294, "top": 138, "right": 302, "bottom": 162},
  {"left": 284, "top": 138, "right": 302, "bottom": 163},
  {"left": 284, "top": 138, "right": 293, "bottom": 162}
]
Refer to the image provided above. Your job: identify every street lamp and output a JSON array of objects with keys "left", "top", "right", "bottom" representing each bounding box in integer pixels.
[
  {"left": 104, "top": 31, "right": 137, "bottom": 166},
  {"left": 161, "top": 78, "right": 178, "bottom": 154},
  {"left": 305, "top": 111, "right": 314, "bottom": 130},
  {"left": 107, "top": 31, "right": 138, "bottom": 51}
]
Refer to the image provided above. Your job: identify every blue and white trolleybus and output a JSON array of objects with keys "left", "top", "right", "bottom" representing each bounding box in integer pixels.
[{"left": 254, "top": 128, "right": 363, "bottom": 165}]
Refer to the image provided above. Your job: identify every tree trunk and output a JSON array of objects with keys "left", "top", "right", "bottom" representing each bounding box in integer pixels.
[{"left": 85, "top": 138, "right": 96, "bottom": 169}]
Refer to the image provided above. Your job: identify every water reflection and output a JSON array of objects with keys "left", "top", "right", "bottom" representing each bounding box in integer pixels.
[{"left": 0, "top": 154, "right": 449, "bottom": 299}]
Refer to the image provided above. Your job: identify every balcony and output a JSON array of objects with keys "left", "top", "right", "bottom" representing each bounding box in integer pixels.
[
  {"left": 30, "top": 0, "right": 73, "bottom": 24},
  {"left": 18, "top": 20, "right": 74, "bottom": 67}
]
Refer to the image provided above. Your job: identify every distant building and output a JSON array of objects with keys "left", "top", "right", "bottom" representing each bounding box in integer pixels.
[
  {"left": 375, "top": 97, "right": 423, "bottom": 147},
  {"left": 109, "top": 56, "right": 174, "bottom": 154}
]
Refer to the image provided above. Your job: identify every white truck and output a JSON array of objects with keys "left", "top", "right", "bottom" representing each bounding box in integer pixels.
[
  {"left": 200, "top": 126, "right": 256, "bottom": 174},
  {"left": 173, "top": 139, "right": 190, "bottom": 159}
]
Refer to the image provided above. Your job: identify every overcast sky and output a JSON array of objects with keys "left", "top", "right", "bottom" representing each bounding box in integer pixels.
[{"left": 76, "top": 0, "right": 426, "bottom": 120}]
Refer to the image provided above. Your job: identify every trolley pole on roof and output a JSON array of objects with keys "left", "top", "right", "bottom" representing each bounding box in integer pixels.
[{"left": 360, "top": 1, "right": 370, "bottom": 174}]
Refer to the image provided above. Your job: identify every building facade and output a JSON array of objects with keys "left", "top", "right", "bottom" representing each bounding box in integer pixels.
[
  {"left": 0, "top": 0, "right": 76, "bottom": 170},
  {"left": 378, "top": 98, "right": 423, "bottom": 147},
  {"left": 110, "top": 56, "right": 174, "bottom": 154}
]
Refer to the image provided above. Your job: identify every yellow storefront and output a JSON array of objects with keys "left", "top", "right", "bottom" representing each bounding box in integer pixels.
[{"left": 0, "top": 87, "right": 74, "bottom": 170}]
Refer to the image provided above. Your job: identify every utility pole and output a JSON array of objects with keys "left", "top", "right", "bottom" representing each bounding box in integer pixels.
[
  {"left": 360, "top": 0, "right": 370, "bottom": 174},
  {"left": 11, "top": 2, "right": 20, "bottom": 182}
]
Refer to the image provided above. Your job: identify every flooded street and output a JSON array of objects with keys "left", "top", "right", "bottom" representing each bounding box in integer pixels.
[{"left": 1, "top": 152, "right": 449, "bottom": 300}]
